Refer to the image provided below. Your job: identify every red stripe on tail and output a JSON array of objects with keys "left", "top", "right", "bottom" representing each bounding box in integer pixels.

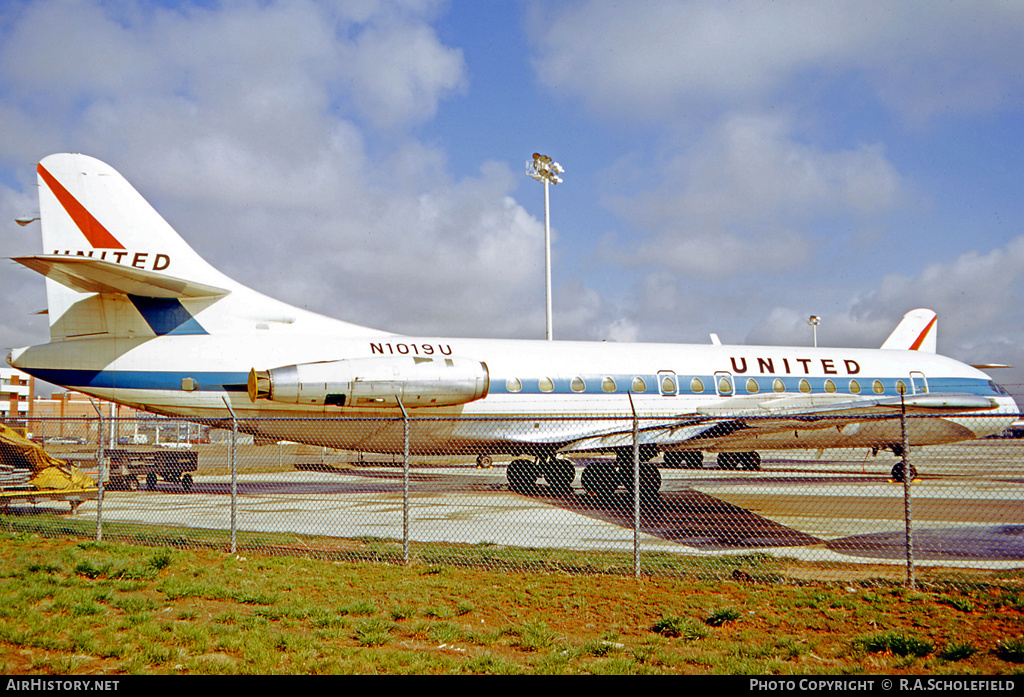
[
  {"left": 909, "top": 315, "right": 937, "bottom": 351},
  {"left": 37, "top": 163, "right": 125, "bottom": 249}
]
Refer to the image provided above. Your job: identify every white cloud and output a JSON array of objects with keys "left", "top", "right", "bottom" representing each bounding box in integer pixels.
[
  {"left": 612, "top": 112, "right": 904, "bottom": 278},
  {"left": 339, "top": 20, "right": 467, "bottom": 128},
  {"left": 529, "top": 0, "right": 1024, "bottom": 123}
]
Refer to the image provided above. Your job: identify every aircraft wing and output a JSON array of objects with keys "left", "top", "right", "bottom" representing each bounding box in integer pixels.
[
  {"left": 12, "top": 255, "right": 229, "bottom": 299},
  {"left": 555, "top": 392, "right": 1000, "bottom": 454}
]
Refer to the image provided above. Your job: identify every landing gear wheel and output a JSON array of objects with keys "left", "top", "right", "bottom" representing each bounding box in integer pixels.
[
  {"left": 543, "top": 458, "right": 575, "bottom": 494},
  {"left": 718, "top": 452, "right": 761, "bottom": 471},
  {"left": 507, "top": 459, "right": 539, "bottom": 494},
  {"left": 621, "top": 463, "right": 662, "bottom": 499},
  {"left": 664, "top": 451, "right": 703, "bottom": 469},
  {"left": 581, "top": 463, "right": 617, "bottom": 498},
  {"left": 476, "top": 454, "right": 493, "bottom": 469},
  {"left": 891, "top": 460, "right": 918, "bottom": 482},
  {"left": 182, "top": 473, "right": 193, "bottom": 493},
  {"left": 741, "top": 452, "right": 762, "bottom": 471}
]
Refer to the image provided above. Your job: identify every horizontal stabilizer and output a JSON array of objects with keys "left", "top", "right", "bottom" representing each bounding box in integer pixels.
[{"left": 13, "top": 255, "right": 229, "bottom": 299}]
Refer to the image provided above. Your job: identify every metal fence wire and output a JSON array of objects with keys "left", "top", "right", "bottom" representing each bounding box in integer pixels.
[{"left": 2, "top": 410, "right": 1022, "bottom": 588}]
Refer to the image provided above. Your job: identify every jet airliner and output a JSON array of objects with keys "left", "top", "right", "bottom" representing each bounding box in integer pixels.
[{"left": 7, "top": 154, "right": 1018, "bottom": 495}]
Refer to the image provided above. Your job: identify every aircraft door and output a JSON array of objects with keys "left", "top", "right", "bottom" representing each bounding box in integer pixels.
[
  {"left": 910, "top": 371, "right": 928, "bottom": 394},
  {"left": 658, "top": 370, "right": 678, "bottom": 396}
]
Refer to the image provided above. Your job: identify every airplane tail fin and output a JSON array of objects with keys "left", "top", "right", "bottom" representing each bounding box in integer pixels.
[
  {"left": 17, "top": 153, "right": 237, "bottom": 340},
  {"left": 881, "top": 308, "right": 937, "bottom": 352},
  {"left": 15, "top": 153, "right": 373, "bottom": 341}
]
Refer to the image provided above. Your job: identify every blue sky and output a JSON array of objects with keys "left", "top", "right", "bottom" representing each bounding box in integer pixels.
[{"left": 2, "top": 0, "right": 1023, "bottom": 391}]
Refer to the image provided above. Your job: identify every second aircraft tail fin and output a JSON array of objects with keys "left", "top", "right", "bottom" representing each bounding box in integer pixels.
[{"left": 881, "top": 308, "right": 937, "bottom": 352}]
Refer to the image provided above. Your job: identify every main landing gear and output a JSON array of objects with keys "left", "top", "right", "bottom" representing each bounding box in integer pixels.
[
  {"left": 579, "top": 451, "right": 662, "bottom": 499},
  {"left": 716, "top": 451, "right": 762, "bottom": 471},
  {"left": 507, "top": 455, "right": 576, "bottom": 495},
  {"left": 662, "top": 450, "right": 704, "bottom": 469},
  {"left": 663, "top": 450, "right": 762, "bottom": 471}
]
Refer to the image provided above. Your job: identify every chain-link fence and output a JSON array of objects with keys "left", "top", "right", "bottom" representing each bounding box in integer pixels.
[{"left": 2, "top": 410, "right": 1022, "bottom": 588}]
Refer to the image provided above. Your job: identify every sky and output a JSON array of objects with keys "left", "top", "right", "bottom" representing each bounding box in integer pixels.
[{"left": 1, "top": 0, "right": 1023, "bottom": 394}]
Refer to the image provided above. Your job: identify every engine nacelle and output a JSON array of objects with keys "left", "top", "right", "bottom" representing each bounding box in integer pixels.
[{"left": 248, "top": 355, "right": 490, "bottom": 409}]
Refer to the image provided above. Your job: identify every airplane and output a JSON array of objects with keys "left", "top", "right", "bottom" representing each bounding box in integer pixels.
[{"left": 6, "top": 153, "right": 1019, "bottom": 496}]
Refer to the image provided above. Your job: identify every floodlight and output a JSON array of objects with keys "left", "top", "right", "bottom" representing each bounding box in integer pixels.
[{"left": 526, "top": 153, "right": 566, "bottom": 341}]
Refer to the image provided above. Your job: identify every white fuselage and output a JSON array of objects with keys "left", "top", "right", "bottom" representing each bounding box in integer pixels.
[{"left": 11, "top": 326, "right": 1017, "bottom": 456}]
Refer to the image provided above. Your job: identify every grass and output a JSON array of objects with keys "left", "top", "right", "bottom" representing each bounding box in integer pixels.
[{"left": 0, "top": 534, "right": 1019, "bottom": 675}]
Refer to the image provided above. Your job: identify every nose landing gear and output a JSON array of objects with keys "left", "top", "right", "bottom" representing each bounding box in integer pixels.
[{"left": 890, "top": 459, "right": 918, "bottom": 483}]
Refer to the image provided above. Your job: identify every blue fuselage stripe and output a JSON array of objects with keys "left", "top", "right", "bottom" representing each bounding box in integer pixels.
[
  {"left": 21, "top": 368, "right": 1001, "bottom": 400},
  {"left": 26, "top": 369, "right": 248, "bottom": 392}
]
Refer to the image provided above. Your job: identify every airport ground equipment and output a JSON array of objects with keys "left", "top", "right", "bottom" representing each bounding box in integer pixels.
[
  {"left": 103, "top": 448, "right": 198, "bottom": 492},
  {"left": 0, "top": 424, "right": 98, "bottom": 512}
]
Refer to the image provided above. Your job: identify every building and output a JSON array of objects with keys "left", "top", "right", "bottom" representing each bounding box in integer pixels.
[
  {"left": 3, "top": 369, "right": 203, "bottom": 445},
  {"left": 29, "top": 392, "right": 146, "bottom": 444},
  {"left": 1, "top": 367, "right": 33, "bottom": 425}
]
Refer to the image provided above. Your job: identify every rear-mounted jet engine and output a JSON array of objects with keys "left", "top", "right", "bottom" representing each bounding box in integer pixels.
[{"left": 248, "top": 355, "right": 489, "bottom": 409}]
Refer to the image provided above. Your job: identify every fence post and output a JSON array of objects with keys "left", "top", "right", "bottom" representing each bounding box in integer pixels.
[
  {"left": 89, "top": 400, "right": 105, "bottom": 543},
  {"left": 628, "top": 393, "right": 640, "bottom": 579},
  {"left": 900, "top": 396, "right": 916, "bottom": 590},
  {"left": 397, "top": 400, "right": 411, "bottom": 565},
  {"left": 222, "top": 398, "right": 239, "bottom": 554}
]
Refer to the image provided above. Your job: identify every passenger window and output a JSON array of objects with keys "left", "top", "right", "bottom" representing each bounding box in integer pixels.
[
  {"left": 799, "top": 379, "right": 811, "bottom": 394},
  {"left": 896, "top": 380, "right": 907, "bottom": 394},
  {"left": 773, "top": 378, "right": 786, "bottom": 393},
  {"left": 873, "top": 380, "right": 884, "bottom": 394},
  {"left": 824, "top": 379, "right": 836, "bottom": 393},
  {"left": 631, "top": 376, "right": 647, "bottom": 392},
  {"left": 571, "top": 376, "right": 586, "bottom": 392},
  {"left": 849, "top": 380, "right": 861, "bottom": 394},
  {"left": 690, "top": 377, "right": 704, "bottom": 393},
  {"left": 602, "top": 376, "right": 616, "bottom": 392},
  {"left": 538, "top": 377, "right": 554, "bottom": 393},
  {"left": 746, "top": 378, "right": 758, "bottom": 394},
  {"left": 718, "top": 377, "right": 733, "bottom": 394},
  {"left": 661, "top": 375, "right": 677, "bottom": 394},
  {"left": 506, "top": 377, "right": 522, "bottom": 393}
]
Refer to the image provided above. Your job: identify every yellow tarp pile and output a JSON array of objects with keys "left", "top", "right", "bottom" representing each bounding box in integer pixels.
[{"left": 0, "top": 424, "right": 96, "bottom": 491}]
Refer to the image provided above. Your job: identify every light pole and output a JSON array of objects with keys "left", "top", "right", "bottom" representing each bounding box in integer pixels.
[
  {"left": 808, "top": 315, "right": 820, "bottom": 348},
  {"left": 526, "top": 153, "right": 564, "bottom": 341}
]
